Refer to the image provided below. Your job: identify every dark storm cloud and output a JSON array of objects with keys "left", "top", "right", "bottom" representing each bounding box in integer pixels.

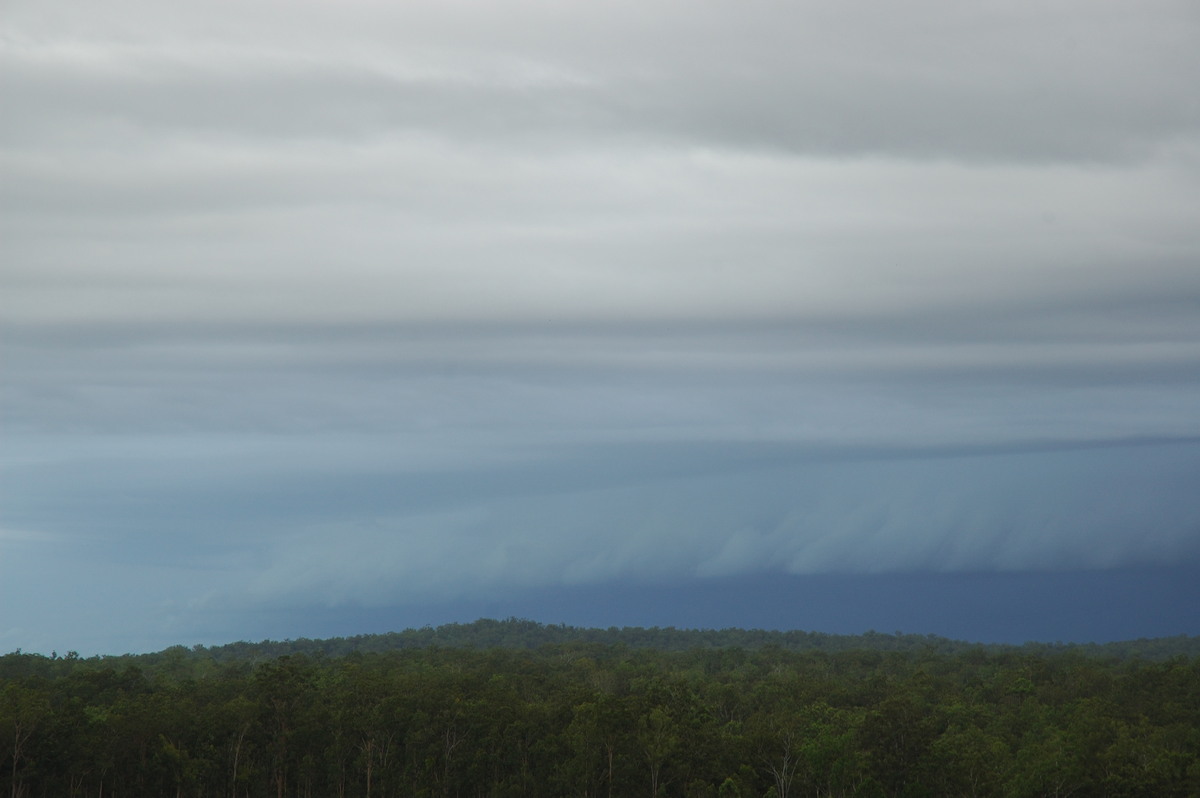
[{"left": 6, "top": 433, "right": 1198, "bottom": 633}]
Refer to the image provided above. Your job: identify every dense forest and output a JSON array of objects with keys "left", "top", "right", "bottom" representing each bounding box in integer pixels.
[{"left": 2, "top": 619, "right": 1198, "bottom": 797}]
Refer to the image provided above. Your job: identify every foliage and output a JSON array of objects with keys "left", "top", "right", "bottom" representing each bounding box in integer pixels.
[{"left": 1, "top": 621, "right": 1198, "bottom": 796}]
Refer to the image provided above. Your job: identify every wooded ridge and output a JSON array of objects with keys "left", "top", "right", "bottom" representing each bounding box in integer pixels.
[{"left": 131, "top": 617, "right": 1200, "bottom": 665}]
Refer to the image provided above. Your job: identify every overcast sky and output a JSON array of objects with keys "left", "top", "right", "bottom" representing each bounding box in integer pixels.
[{"left": 2, "top": 0, "right": 1199, "bottom": 655}]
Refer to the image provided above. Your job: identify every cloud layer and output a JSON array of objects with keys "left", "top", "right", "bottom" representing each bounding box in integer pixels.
[{"left": 2, "top": 0, "right": 1199, "bottom": 652}]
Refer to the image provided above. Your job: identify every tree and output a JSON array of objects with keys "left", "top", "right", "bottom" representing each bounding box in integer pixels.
[
  {"left": 0, "top": 683, "right": 50, "bottom": 798},
  {"left": 252, "top": 656, "right": 317, "bottom": 798},
  {"left": 638, "top": 705, "right": 678, "bottom": 797}
]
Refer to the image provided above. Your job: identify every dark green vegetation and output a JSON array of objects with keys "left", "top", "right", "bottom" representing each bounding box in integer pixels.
[{"left": 2, "top": 620, "right": 1198, "bottom": 797}]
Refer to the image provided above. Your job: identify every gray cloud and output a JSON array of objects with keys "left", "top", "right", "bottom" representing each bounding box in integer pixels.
[
  {"left": 11, "top": 436, "right": 1193, "bottom": 619},
  {"left": 5, "top": 1, "right": 1197, "bottom": 160},
  {"left": 3, "top": 0, "right": 1200, "bottom": 652}
]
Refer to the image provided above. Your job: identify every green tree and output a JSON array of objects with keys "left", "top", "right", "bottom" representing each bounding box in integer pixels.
[
  {"left": 0, "top": 683, "right": 50, "bottom": 798},
  {"left": 638, "top": 705, "right": 678, "bottom": 797}
]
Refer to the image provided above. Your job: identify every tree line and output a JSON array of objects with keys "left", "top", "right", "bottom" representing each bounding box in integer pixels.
[
  {"left": 1, "top": 621, "right": 1198, "bottom": 797},
  {"left": 169, "top": 619, "right": 1200, "bottom": 664}
]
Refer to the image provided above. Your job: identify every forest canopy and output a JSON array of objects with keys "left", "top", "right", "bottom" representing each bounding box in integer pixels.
[{"left": 2, "top": 619, "right": 1198, "bottom": 797}]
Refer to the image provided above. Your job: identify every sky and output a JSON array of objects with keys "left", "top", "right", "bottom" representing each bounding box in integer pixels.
[{"left": 2, "top": 0, "right": 1199, "bottom": 655}]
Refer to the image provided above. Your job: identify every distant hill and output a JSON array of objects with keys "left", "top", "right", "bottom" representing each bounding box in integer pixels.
[{"left": 157, "top": 617, "right": 1200, "bottom": 665}]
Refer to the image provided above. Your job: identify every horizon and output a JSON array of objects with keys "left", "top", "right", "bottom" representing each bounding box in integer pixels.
[
  {"left": 3, "top": 0, "right": 1199, "bottom": 657},
  {"left": 11, "top": 563, "right": 1200, "bottom": 657}
]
